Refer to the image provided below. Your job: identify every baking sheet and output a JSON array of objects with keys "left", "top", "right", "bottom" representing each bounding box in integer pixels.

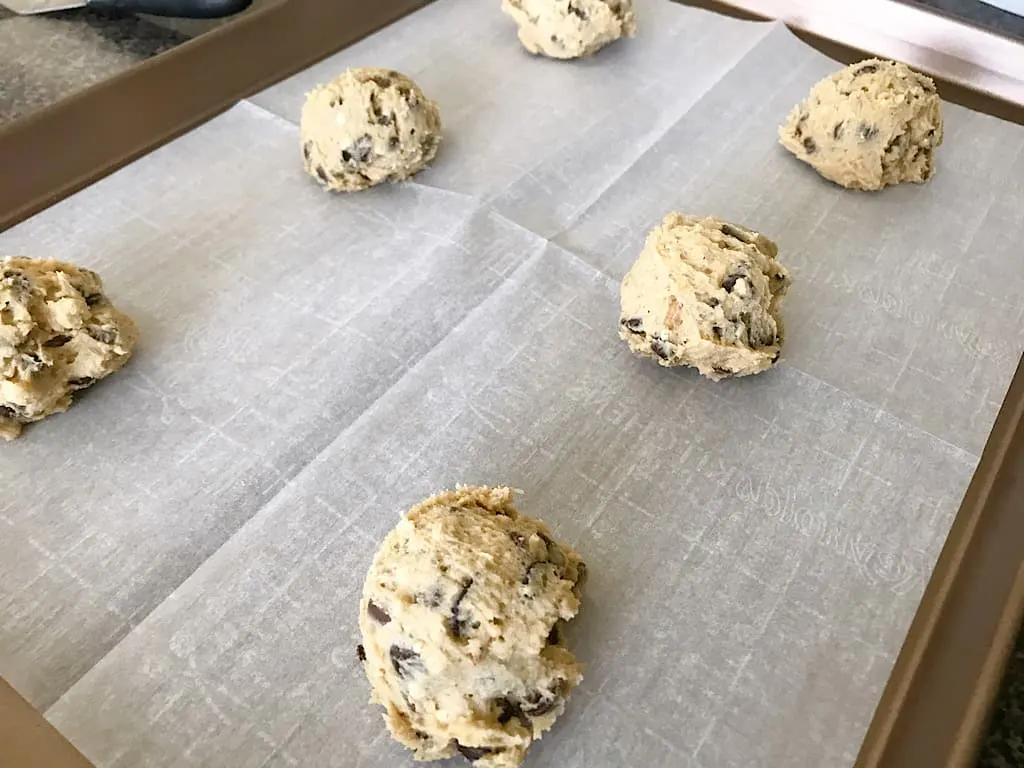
[{"left": 1, "top": 0, "right": 1023, "bottom": 766}]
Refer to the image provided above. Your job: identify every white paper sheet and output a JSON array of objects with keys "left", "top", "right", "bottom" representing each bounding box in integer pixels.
[{"left": 2, "top": 1, "right": 1023, "bottom": 766}]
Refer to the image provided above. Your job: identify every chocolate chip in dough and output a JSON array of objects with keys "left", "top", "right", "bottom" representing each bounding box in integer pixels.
[
  {"left": 447, "top": 578, "right": 474, "bottom": 639},
  {"left": 367, "top": 600, "right": 391, "bottom": 624},
  {"left": 649, "top": 339, "right": 671, "bottom": 360},
  {"left": 832, "top": 122, "right": 844, "bottom": 140},
  {"left": 802, "top": 136, "right": 817, "bottom": 154},
  {"left": 853, "top": 63, "right": 879, "bottom": 76},
  {"left": 546, "top": 624, "right": 561, "bottom": 645},
  {"left": 858, "top": 123, "right": 879, "bottom": 141},
  {"left": 622, "top": 316, "right": 644, "bottom": 333},
  {"left": 86, "top": 326, "right": 116, "bottom": 344},
  {"left": 342, "top": 134, "right": 374, "bottom": 165},
  {"left": 416, "top": 587, "right": 443, "bottom": 608},
  {"left": 722, "top": 273, "right": 743, "bottom": 293},
  {"left": 521, "top": 690, "right": 560, "bottom": 717},
  {"left": 496, "top": 696, "right": 529, "bottom": 727},
  {"left": 389, "top": 646, "right": 422, "bottom": 679},
  {"left": 456, "top": 744, "right": 499, "bottom": 762},
  {"left": 43, "top": 335, "right": 71, "bottom": 348}
]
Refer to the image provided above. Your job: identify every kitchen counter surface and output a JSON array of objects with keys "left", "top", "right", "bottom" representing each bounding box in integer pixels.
[{"left": 0, "top": 7, "right": 185, "bottom": 124}]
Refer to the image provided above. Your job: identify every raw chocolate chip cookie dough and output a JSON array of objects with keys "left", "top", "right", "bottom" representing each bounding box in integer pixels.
[
  {"left": 780, "top": 58, "right": 943, "bottom": 190},
  {"left": 358, "top": 486, "right": 586, "bottom": 767},
  {"left": 501, "top": 0, "right": 636, "bottom": 60},
  {"left": 301, "top": 67, "right": 442, "bottom": 192},
  {"left": 620, "top": 213, "right": 791, "bottom": 381},
  {"left": 0, "top": 257, "right": 138, "bottom": 440}
]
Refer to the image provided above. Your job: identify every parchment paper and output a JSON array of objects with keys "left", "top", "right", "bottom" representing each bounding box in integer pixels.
[{"left": 2, "top": 0, "right": 1023, "bottom": 766}]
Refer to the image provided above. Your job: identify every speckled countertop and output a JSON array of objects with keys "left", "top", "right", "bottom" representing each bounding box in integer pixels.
[
  {"left": 1, "top": 0, "right": 1024, "bottom": 765},
  {"left": 0, "top": 3, "right": 256, "bottom": 125},
  {"left": 980, "top": 638, "right": 1024, "bottom": 768}
]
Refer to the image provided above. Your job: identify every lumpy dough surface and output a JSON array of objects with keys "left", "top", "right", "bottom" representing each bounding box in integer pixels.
[
  {"left": 779, "top": 58, "right": 943, "bottom": 190},
  {"left": 501, "top": 0, "right": 636, "bottom": 60},
  {"left": 300, "top": 67, "right": 441, "bottom": 192},
  {"left": 619, "top": 213, "right": 792, "bottom": 381},
  {"left": 0, "top": 257, "right": 138, "bottom": 441},
  {"left": 358, "top": 486, "right": 586, "bottom": 767}
]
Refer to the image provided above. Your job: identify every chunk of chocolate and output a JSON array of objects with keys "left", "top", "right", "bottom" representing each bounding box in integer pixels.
[
  {"left": 447, "top": 578, "right": 474, "bottom": 639},
  {"left": 356, "top": 644, "right": 367, "bottom": 662},
  {"left": 853, "top": 63, "right": 879, "bottom": 76},
  {"left": 456, "top": 744, "right": 498, "bottom": 762},
  {"left": 389, "top": 645, "right": 422, "bottom": 679},
  {"left": 367, "top": 600, "right": 391, "bottom": 625},
  {"left": 495, "top": 696, "right": 529, "bottom": 727},
  {"left": 621, "top": 316, "right": 644, "bottom": 333},
  {"left": 341, "top": 134, "right": 374, "bottom": 165},
  {"left": 649, "top": 339, "right": 671, "bottom": 361},
  {"left": 802, "top": 136, "right": 817, "bottom": 154},
  {"left": 86, "top": 326, "right": 117, "bottom": 344},
  {"left": 858, "top": 123, "right": 879, "bottom": 141},
  {"left": 722, "top": 274, "right": 743, "bottom": 293},
  {"left": 416, "top": 587, "right": 443, "bottom": 608},
  {"left": 521, "top": 690, "right": 560, "bottom": 717},
  {"left": 546, "top": 624, "right": 561, "bottom": 645}
]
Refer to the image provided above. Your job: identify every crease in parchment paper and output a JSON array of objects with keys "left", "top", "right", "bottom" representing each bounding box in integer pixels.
[
  {"left": 2, "top": 0, "right": 1024, "bottom": 766},
  {"left": 44, "top": 242, "right": 980, "bottom": 768}
]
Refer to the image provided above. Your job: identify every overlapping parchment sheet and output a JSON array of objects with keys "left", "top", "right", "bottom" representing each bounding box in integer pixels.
[{"left": 2, "top": 0, "right": 1023, "bottom": 766}]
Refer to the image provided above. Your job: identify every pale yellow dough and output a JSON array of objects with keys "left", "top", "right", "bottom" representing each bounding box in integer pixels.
[
  {"left": 619, "top": 213, "right": 792, "bottom": 381},
  {"left": 779, "top": 58, "right": 943, "bottom": 190},
  {"left": 501, "top": 0, "right": 636, "bottom": 60},
  {"left": 358, "top": 486, "right": 586, "bottom": 767},
  {"left": 300, "top": 67, "right": 442, "bottom": 192},
  {"left": 0, "top": 257, "right": 138, "bottom": 440}
]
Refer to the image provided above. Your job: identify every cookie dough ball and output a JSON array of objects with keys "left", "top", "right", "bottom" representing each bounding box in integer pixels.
[
  {"left": 501, "top": 0, "right": 636, "bottom": 60},
  {"left": 779, "top": 58, "right": 943, "bottom": 190},
  {"left": 0, "top": 257, "right": 138, "bottom": 441},
  {"left": 619, "top": 214, "right": 791, "bottom": 381},
  {"left": 300, "top": 67, "right": 442, "bottom": 192},
  {"left": 358, "top": 486, "right": 586, "bottom": 767}
]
